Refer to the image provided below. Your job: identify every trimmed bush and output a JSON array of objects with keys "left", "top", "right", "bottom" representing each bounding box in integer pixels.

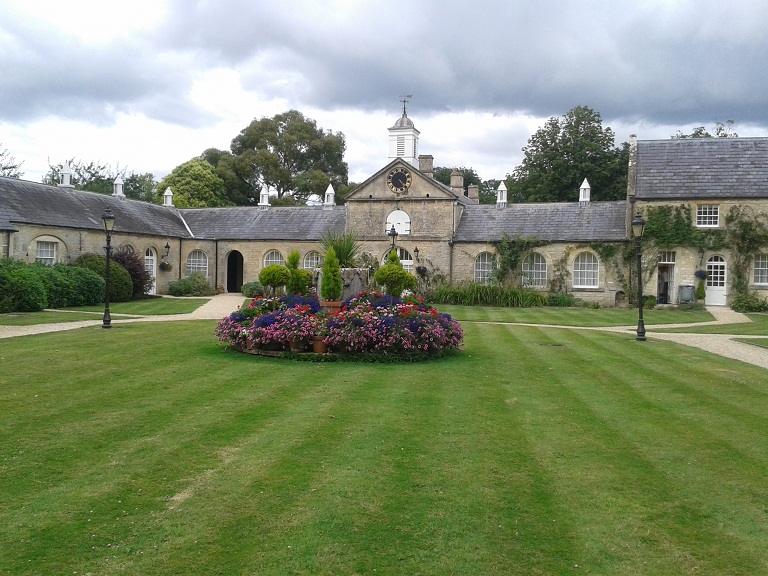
[
  {"left": 374, "top": 250, "right": 417, "bottom": 297},
  {"left": 0, "top": 265, "right": 48, "bottom": 312},
  {"left": 241, "top": 281, "right": 265, "bottom": 298},
  {"left": 428, "top": 282, "right": 548, "bottom": 307},
  {"left": 320, "top": 247, "right": 342, "bottom": 301},
  {"left": 259, "top": 264, "right": 291, "bottom": 295},
  {"left": 731, "top": 291, "right": 768, "bottom": 313},
  {"left": 167, "top": 272, "right": 216, "bottom": 297},
  {"left": 72, "top": 253, "right": 133, "bottom": 302}
]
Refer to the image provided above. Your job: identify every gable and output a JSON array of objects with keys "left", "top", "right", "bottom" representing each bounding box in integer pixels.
[{"left": 346, "top": 159, "right": 459, "bottom": 203}]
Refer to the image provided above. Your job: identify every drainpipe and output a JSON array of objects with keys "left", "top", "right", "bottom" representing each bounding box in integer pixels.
[
  {"left": 178, "top": 239, "right": 182, "bottom": 279},
  {"left": 215, "top": 239, "right": 219, "bottom": 291}
]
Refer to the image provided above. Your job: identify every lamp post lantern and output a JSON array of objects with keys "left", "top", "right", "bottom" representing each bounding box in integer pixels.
[
  {"left": 102, "top": 208, "right": 116, "bottom": 329},
  {"left": 631, "top": 212, "right": 646, "bottom": 342},
  {"left": 387, "top": 224, "right": 398, "bottom": 250},
  {"left": 413, "top": 246, "right": 420, "bottom": 262}
]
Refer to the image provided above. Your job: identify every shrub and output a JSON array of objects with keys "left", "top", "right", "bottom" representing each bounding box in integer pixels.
[
  {"left": 428, "top": 282, "right": 548, "bottom": 307},
  {"left": 167, "top": 272, "right": 215, "bottom": 296},
  {"left": 546, "top": 293, "right": 580, "bottom": 307},
  {"left": 66, "top": 266, "right": 105, "bottom": 306},
  {"left": 30, "top": 263, "right": 73, "bottom": 308},
  {"left": 113, "top": 247, "right": 154, "bottom": 298},
  {"left": 643, "top": 295, "right": 657, "bottom": 309},
  {"left": 374, "top": 249, "right": 417, "bottom": 297},
  {"left": 0, "top": 266, "right": 48, "bottom": 312},
  {"left": 259, "top": 264, "right": 291, "bottom": 294},
  {"left": 72, "top": 253, "right": 133, "bottom": 302},
  {"left": 695, "top": 280, "right": 706, "bottom": 301},
  {"left": 320, "top": 247, "right": 342, "bottom": 301},
  {"left": 241, "top": 281, "right": 265, "bottom": 298},
  {"left": 284, "top": 251, "right": 313, "bottom": 295},
  {"left": 731, "top": 291, "right": 768, "bottom": 313}
]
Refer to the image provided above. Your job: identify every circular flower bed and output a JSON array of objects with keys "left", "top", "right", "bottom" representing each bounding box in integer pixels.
[{"left": 215, "top": 291, "right": 463, "bottom": 361}]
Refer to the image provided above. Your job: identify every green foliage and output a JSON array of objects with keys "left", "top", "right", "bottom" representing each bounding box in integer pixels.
[
  {"left": 241, "top": 281, "right": 265, "bottom": 298},
  {"left": 167, "top": 272, "right": 216, "bottom": 296},
  {"left": 428, "top": 282, "right": 548, "bottom": 307},
  {"left": 42, "top": 159, "right": 155, "bottom": 199},
  {"left": 550, "top": 247, "right": 572, "bottom": 294},
  {"left": 673, "top": 120, "right": 738, "bottom": 139},
  {"left": 508, "top": 106, "right": 628, "bottom": 202},
  {"left": 286, "top": 250, "right": 301, "bottom": 270},
  {"left": 643, "top": 295, "right": 658, "bottom": 309},
  {"left": 259, "top": 264, "right": 291, "bottom": 294},
  {"left": 0, "top": 142, "right": 24, "bottom": 178},
  {"left": 546, "top": 292, "right": 581, "bottom": 307},
  {"left": 494, "top": 234, "right": 546, "bottom": 285},
  {"left": 320, "top": 247, "right": 342, "bottom": 301},
  {"left": 696, "top": 280, "right": 706, "bottom": 301},
  {"left": 724, "top": 206, "right": 768, "bottom": 295},
  {"left": 229, "top": 110, "right": 348, "bottom": 203},
  {"left": 320, "top": 230, "right": 361, "bottom": 267},
  {"left": 72, "top": 253, "right": 133, "bottom": 302},
  {"left": 30, "top": 263, "right": 104, "bottom": 308},
  {"left": 0, "top": 263, "right": 47, "bottom": 312},
  {"left": 374, "top": 250, "right": 417, "bottom": 296},
  {"left": 112, "top": 247, "right": 154, "bottom": 298},
  {"left": 731, "top": 291, "right": 768, "bottom": 313},
  {"left": 154, "top": 158, "right": 229, "bottom": 208},
  {"left": 284, "top": 250, "right": 313, "bottom": 294}
]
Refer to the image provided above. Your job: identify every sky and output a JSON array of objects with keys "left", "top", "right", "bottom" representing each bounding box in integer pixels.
[{"left": 2, "top": 0, "right": 768, "bottom": 187}]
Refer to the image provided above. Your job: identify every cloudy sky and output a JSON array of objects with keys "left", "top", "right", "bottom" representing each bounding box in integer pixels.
[{"left": 2, "top": 0, "right": 767, "bottom": 186}]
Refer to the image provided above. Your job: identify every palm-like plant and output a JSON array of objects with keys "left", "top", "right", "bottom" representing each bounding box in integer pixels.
[{"left": 320, "top": 230, "right": 361, "bottom": 268}]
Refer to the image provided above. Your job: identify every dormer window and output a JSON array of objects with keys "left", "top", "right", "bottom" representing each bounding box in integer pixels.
[{"left": 696, "top": 205, "right": 719, "bottom": 227}]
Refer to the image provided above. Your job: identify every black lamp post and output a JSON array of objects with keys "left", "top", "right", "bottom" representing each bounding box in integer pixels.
[
  {"left": 102, "top": 208, "right": 116, "bottom": 329},
  {"left": 632, "top": 212, "right": 646, "bottom": 342},
  {"left": 387, "top": 224, "right": 398, "bottom": 250}
]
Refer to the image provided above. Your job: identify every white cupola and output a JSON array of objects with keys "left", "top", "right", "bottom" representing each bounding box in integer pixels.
[
  {"left": 258, "top": 186, "right": 270, "bottom": 209},
  {"left": 58, "top": 163, "right": 74, "bottom": 189},
  {"left": 496, "top": 181, "right": 508, "bottom": 209},
  {"left": 163, "top": 187, "right": 174, "bottom": 207},
  {"left": 323, "top": 183, "right": 335, "bottom": 208},
  {"left": 579, "top": 178, "right": 591, "bottom": 203},
  {"left": 113, "top": 175, "right": 125, "bottom": 199},
  {"left": 388, "top": 98, "right": 420, "bottom": 168}
]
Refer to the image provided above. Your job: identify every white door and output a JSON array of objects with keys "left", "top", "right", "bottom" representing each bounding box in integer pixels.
[
  {"left": 145, "top": 248, "right": 157, "bottom": 295},
  {"left": 705, "top": 255, "right": 727, "bottom": 305}
]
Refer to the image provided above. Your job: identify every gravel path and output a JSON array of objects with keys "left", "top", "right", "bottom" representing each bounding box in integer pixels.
[{"left": 1, "top": 297, "right": 766, "bottom": 370}]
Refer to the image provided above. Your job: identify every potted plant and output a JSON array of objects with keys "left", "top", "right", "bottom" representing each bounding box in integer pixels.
[
  {"left": 320, "top": 247, "right": 343, "bottom": 309},
  {"left": 159, "top": 260, "right": 172, "bottom": 272},
  {"left": 312, "top": 317, "right": 330, "bottom": 353}
]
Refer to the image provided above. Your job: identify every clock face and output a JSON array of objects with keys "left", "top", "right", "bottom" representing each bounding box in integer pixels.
[{"left": 387, "top": 167, "right": 412, "bottom": 194}]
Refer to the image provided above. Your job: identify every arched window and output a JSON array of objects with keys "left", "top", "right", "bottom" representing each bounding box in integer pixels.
[
  {"left": 303, "top": 251, "right": 323, "bottom": 270},
  {"left": 573, "top": 252, "right": 599, "bottom": 288},
  {"left": 385, "top": 210, "right": 411, "bottom": 235},
  {"left": 186, "top": 250, "right": 208, "bottom": 278},
  {"left": 522, "top": 253, "right": 547, "bottom": 287},
  {"left": 474, "top": 252, "right": 496, "bottom": 284},
  {"left": 382, "top": 248, "right": 414, "bottom": 274},
  {"left": 264, "top": 250, "right": 284, "bottom": 267}
]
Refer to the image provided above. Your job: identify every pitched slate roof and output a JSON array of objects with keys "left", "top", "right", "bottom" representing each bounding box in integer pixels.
[
  {"left": 0, "top": 177, "right": 191, "bottom": 236},
  {"left": 179, "top": 206, "right": 347, "bottom": 240},
  {"left": 453, "top": 201, "right": 628, "bottom": 243},
  {"left": 635, "top": 137, "right": 768, "bottom": 200}
]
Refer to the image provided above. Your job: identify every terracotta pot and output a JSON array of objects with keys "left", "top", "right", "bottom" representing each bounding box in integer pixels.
[
  {"left": 288, "top": 339, "right": 305, "bottom": 352},
  {"left": 320, "top": 301, "right": 343, "bottom": 314},
  {"left": 312, "top": 336, "right": 328, "bottom": 354}
]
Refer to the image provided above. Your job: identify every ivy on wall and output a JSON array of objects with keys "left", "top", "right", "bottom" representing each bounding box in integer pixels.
[{"left": 493, "top": 234, "right": 547, "bottom": 285}]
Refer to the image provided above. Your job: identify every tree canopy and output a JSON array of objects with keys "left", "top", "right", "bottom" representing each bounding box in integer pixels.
[
  {"left": 154, "top": 158, "right": 229, "bottom": 208},
  {"left": 433, "top": 166, "right": 497, "bottom": 204},
  {"left": 673, "top": 120, "right": 738, "bottom": 139},
  {"left": 0, "top": 144, "right": 24, "bottom": 178},
  {"left": 227, "top": 110, "right": 348, "bottom": 204},
  {"left": 507, "top": 106, "right": 628, "bottom": 203},
  {"left": 43, "top": 159, "right": 156, "bottom": 201}
]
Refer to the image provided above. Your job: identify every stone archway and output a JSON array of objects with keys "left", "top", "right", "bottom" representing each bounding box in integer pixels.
[{"left": 226, "top": 251, "right": 244, "bottom": 293}]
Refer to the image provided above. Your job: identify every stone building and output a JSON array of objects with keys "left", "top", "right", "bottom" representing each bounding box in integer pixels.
[{"left": 2, "top": 112, "right": 768, "bottom": 307}]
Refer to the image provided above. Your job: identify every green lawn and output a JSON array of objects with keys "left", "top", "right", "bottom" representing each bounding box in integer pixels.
[
  {"left": 439, "top": 304, "right": 714, "bottom": 326},
  {"left": 0, "top": 310, "right": 131, "bottom": 326},
  {"left": 656, "top": 313, "right": 768, "bottom": 335},
  {"left": 1, "top": 318, "right": 767, "bottom": 575}
]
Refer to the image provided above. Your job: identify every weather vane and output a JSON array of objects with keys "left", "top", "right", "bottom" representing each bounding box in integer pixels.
[{"left": 399, "top": 94, "right": 413, "bottom": 115}]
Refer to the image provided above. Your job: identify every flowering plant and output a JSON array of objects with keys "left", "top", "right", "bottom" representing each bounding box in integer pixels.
[
  {"left": 694, "top": 269, "right": 707, "bottom": 280},
  {"left": 159, "top": 260, "right": 172, "bottom": 272}
]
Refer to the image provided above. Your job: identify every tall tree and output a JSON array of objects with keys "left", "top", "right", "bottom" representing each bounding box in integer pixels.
[
  {"left": 0, "top": 144, "right": 24, "bottom": 178},
  {"left": 508, "top": 106, "right": 628, "bottom": 202},
  {"left": 123, "top": 172, "right": 157, "bottom": 202},
  {"left": 43, "top": 159, "right": 156, "bottom": 201},
  {"left": 433, "top": 166, "right": 496, "bottom": 203},
  {"left": 230, "top": 110, "right": 348, "bottom": 203},
  {"left": 154, "top": 158, "right": 229, "bottom": 208},
  {"left": 673, "top": 120, "right": 738, "bottom": 139}
]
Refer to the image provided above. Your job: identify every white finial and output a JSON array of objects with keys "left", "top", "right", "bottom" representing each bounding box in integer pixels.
[
  {"left": 58, "top": 163, "right": 74, "bottom": 188},
  {"left": 163, "top": 187, "right": 174, "bottom": 207},
  {"left": 258, "top": 186, "right": 270, "bottom": 209}
]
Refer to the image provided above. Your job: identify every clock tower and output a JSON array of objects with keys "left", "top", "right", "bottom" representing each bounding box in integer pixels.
[{"left": 388, "top": 97, "right": 420, "bottom": 168}]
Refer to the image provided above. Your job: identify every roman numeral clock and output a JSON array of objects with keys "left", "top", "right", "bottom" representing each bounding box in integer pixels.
[{"left": 387, "top": 167, "right": 412, "bottom": 195}]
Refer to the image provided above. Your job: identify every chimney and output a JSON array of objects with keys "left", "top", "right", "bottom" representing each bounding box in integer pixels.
[
  {"left": 579, "top": 178, "right": 591, "bottom": 204},
  {"left": 58, "top": 163, "right": 74, "bottom": 189},
  {"left": 467, "top": 184, "right": 479, "bottom": 201},
  {"left": 163, "top": 187, "right": 174, "bottom": 207},
  {"left": 323, "top": 183, "right": 335, "bottom": 209},
  {"left": 496, "top": 181, "right": 508, "bottom": 209},
  {"left": 418, "top": 154, "right": 434, "bottom": 179},
  {"left": 450, "top": 168, "right": 464, "bottom": 196},
  {"left": 113, "top": 175, "right": 125, "bottom": 200},
  {"left": 258, "top": 186, "right": 270, "bottom": 210}
]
